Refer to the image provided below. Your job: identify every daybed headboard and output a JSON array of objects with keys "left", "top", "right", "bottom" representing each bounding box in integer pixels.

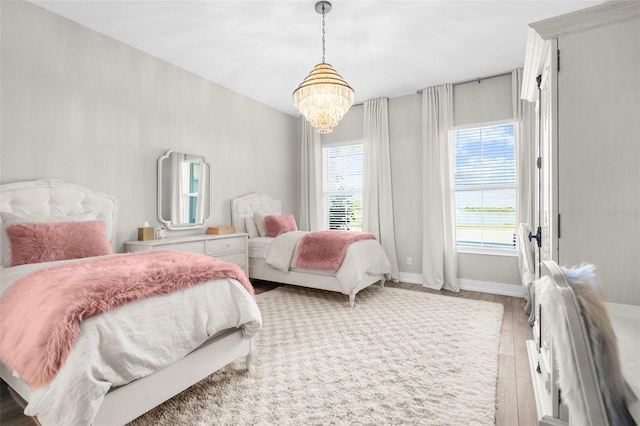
[
  {"left": 539, "top": 261, "right": 612, "bottom": 426},
  {"left": 230, "top": 193, "right": 281, "bottom": 234},
  {"left": 0, "top": 178, "right": 118, "bottom": 251}
]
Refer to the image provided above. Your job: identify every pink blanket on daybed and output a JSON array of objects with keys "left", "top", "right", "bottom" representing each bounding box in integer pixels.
[
  {"left": 294, "top": 230, "right": 376, "bottom": 271},
  {"left": 0, "top": 250, "right": 253, "bottom": 388}
]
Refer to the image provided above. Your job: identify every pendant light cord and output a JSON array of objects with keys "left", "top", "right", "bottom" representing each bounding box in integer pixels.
[{"left": 321, "top": 3, "right": 326, "bottom": 63}]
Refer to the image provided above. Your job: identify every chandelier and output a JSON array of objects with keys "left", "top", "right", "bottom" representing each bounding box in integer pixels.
[{"left": 293, "top": 1, "right": 354, "bottom": 134}]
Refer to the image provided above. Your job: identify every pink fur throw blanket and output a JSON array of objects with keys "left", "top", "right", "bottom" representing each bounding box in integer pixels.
[
  {"left": 295, "top": 230, "right": 376, "bottom": 271},
  {"left": 0, "top": 250, "right": 253, "bottom": 388}
]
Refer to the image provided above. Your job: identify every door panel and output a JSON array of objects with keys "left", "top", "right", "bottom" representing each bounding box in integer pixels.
[{"left": 535, "top": 40, "right": 559, "bottom": 279}]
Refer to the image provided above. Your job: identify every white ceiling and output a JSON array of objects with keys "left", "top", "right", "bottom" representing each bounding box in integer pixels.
[{"left": 30, "top": 0, "right": 602, "bottom": 116}]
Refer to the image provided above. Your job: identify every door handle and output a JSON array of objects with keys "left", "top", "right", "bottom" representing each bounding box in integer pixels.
[{"left": 529, "top": 226, "right": 542, "bottom": 248}]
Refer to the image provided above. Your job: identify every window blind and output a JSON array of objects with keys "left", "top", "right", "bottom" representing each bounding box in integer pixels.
[
  {"left": 454, "top": 123, "right": 516, "bottom": 249},
  {"left": 322, "top": 143, "right": 364, "bottom": 231}
]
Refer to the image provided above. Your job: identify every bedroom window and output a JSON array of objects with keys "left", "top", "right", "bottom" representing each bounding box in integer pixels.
[
  {"left": 453, "top": 122, "right": 516, "bottom": 251},
  {"left": 322, "top": 142, "right": 364, "bottom": 231}
]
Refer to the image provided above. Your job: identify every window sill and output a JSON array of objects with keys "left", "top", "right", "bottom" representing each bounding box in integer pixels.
[{"left": 457, "top": 247, "right": 518, "bottom": 257}]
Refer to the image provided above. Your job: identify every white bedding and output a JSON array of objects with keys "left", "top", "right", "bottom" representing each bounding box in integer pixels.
[
  {"left": 248, "top": 236, "right": 272, "bottom": 259},
  {"left": 258, "top": 231, "right": 391, "bottom": 295},
  {"left": 231, "top": 193, "right": 390, "bottom": 305},
  {"left": 0, "top": 257, "right": 262, "bottom": 425}
]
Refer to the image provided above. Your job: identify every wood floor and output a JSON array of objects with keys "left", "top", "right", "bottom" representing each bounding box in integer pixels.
[{"left": 0, "top": 281, "right": 537, "bottom": 425}]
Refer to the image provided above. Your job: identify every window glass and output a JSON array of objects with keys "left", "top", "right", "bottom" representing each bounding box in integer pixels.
[
  {"left": 454, "top": 123, "right": 516, "bottom": 250},
  {"left": 322, "top": 143, "right": 363, "bottom": 231}
]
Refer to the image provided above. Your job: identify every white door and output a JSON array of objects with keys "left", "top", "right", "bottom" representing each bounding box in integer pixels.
[
  {"left": 533, "top": 39, "right": 565, "bottom": 422},
  {"left": 535, "top": 41, "right": 559, "bottom": 279}
]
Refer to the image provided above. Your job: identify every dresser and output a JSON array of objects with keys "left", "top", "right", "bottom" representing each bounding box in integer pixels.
[{"left": 125, "top": 233, "right": 249, "bottom": 276}]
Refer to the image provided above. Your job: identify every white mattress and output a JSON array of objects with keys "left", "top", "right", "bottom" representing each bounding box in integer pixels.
[
  {"left": 248, "top": 236, "right": 273, "bottom": 259},
  {"left": 245, "top": 226, "right": 390, "bottom": 307},
  {"left": 250, "top": 257, "right": 337, "bottom": 277}
]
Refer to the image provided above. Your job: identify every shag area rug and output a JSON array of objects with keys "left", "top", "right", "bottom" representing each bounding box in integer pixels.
[{"left": 131, "top": 285, "right": 504, "bottom": 425}]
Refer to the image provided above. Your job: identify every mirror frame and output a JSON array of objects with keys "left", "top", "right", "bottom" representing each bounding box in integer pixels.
[{"left": 157, "top": 149, "right": 211, "bottom": 230}]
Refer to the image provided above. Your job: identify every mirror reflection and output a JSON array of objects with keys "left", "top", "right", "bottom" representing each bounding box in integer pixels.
[{"left": 158, "top": 150, "right": 211, "bottom": 230}]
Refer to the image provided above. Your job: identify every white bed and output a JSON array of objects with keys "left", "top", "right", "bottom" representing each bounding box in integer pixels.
[
  {"left": 0, "top": 178, "right": 262, "bottom": 425},
  {"left": 528, "top": 260, "right": 639, "bottom": 425},
  {"left": 231, "top": 192, "right": 390, "bottom": 307}
]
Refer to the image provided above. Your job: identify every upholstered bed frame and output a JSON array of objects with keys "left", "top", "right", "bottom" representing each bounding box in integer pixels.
[
  {"left": 0, "top": 178, "right": 119, "bottom": 252},
  {"left": 230, "top": 192, "right": 385, "bottom": 307},
  {"left": 0, "top": 178, "right": 255, "bottom": 425},
  {"left": 528, "top": 260, "right": 640, "bottom": 425}
]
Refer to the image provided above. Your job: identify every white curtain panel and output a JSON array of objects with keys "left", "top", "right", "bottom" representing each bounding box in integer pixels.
[
  {"left": 363, "top": 98, "right": 400, "bottom": 281},
  {"left": 513, "top": 68, "right": 536, "bottom": 315},
  {"left": 513, "top": 68, "right": 536, "bottom": 229},
  {"left": 421, "top": 85, "right": 459, "bottom": 292},
  {"left": 298, "top": 118, "right": 322, "bottom": 232}
]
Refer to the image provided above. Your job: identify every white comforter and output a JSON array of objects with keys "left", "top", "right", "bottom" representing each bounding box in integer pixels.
[
  {"left": 264, "top": 231, "right": 391, "bottom": 294},
  {"left": 0, "top": 257, "right": 262, "bottom": 426}
]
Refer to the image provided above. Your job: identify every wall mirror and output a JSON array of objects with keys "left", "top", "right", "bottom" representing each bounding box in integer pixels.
[{"left": 158, "top": 149, "right": 211, "bottom": 230}]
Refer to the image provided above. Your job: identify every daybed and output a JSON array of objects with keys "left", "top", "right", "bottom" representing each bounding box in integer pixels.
[
  {"left": 230, "top": 192, "right": 390, "bottom": 307},
  {"left": 528, "top": 260, "right": 639, "bottom": 425},
  {"left": 0, "top": 178, "right": 262, "bottom": 425}
]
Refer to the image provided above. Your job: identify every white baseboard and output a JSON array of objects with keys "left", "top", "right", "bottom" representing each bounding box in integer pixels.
[
  {"left": 397, "top": 272, "right": 426, "bottom": 285},
  {"left": 458, "top": 278, "right": 524, "bottom": 298},
  {"left": 398, "top": 272, "right": 524, "bottom": 298}
]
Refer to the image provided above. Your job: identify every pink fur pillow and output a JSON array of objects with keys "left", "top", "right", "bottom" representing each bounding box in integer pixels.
[
  {"left": 264, "top": 214, "right": 298, "bottom": 238},
  {"left": 6, "top": 220, "right": 112, "bottom": 266},
  {"left": 0, "top": 211, "right": 97, "bottom": 267}
]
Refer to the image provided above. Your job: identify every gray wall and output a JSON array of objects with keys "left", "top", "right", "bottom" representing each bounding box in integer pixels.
[
  {"left": 323, "top": 75, "right": 521, "bottom": 288},
  {"left": 0, "top": 0, "right": 298, "bottom": 251},
  {"left": 0, "top": 0, "right": 520, "bottom": 288}
]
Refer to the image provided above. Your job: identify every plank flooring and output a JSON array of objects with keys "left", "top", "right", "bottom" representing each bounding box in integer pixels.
[{"left": 0, "top": 281, "right": 537, "bottom": 425}]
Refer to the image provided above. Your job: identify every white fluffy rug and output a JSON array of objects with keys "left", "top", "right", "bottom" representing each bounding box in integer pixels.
[{"left": 131, "top": 285, "right": 504, "bottom": 425}]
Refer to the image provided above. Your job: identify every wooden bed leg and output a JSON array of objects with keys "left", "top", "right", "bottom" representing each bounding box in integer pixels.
[
  {"left": 246, "top": 338, "right": 256, "bottom": 373},
  {"left": 349, "top": 291, "right": 356, "bottom": 308}
]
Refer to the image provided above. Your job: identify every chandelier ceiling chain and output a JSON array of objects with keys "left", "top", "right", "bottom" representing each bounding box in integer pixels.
[
  {"left": 321, "top": 2, "right": 326, "bottom": 63},
  {"left": 293, "top": 1, "right": 354, "bottom": 134}
]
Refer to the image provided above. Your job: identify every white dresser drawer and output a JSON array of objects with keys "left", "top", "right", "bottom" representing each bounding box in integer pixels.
[
  {"left": 213, "top": 252, "right": 247, "bottom": 266},
  {"left": 206, "top": 236, "right": 245, "bottom": 256},
  {"left": 125, "top": 234, "right": 248, "bottom": 274},
  {"left": 155, "top": 241, "right": 205, "bottom": 254}
]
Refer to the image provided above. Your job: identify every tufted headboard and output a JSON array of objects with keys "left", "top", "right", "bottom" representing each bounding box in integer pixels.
[
  {"left": 0, "top": 178, "right": 118, "bottom": 251},
  {"left": 230, "top": 193, "right": 281, "bottom": 234}
]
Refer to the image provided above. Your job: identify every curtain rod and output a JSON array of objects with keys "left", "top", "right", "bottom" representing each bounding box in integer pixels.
[{"left": 417, "top": 70, "right": 512, "bottom": 93}]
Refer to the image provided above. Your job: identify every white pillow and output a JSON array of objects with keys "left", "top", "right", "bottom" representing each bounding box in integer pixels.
[
  {"left": 244, "top": 216, "right": 259, "bottom": 238},
  {"left": 0, "top": 211, "right": 97, "bottom": 267},
  {"left": 254, "top": 213, "right": 267, "bottom": 237}
]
